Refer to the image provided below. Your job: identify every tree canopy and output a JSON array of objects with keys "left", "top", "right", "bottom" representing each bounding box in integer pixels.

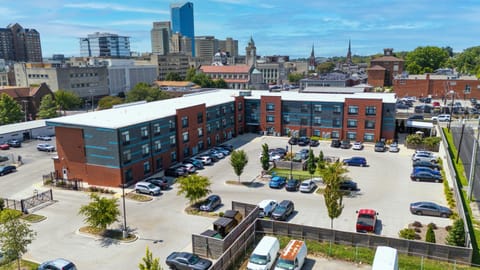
[
  {"left": 55, "top": 90, "right": 82, "bottom": 115},
  {"left": 454, "top": 46, "right": 480, "bottom": 77},
  {"left": 165, "top": 72, "right": 183, "bottom": 81},
  {"left": 37, "top": 94, "right": 58, "bottom": 119},
  {"left": 176, "top": 174, "right": 211, "bottom": 205},
  {"left": 405, "top": 46, "right": 449, "bottom": 74},
  {"left": 316, "top": 62, "right": 335, "bottom": 74},
  {"left": 287, "top": 73, "right": 303, "bottom": 83},
  {"left": 78, "top": 193, "right": 120, "bottom": 230},
  {"left": 98, "top": 96, "right": 124, "bottom": 110},
  {"left": 138, "top": 246, "right": 162, "bottom": 270},
  {"left": 230, "top": 150, "right": 248, "bottom": 182},
  {"left": 321, "top": 161, "right": 349, "bottom": 228},
  {"left": 0, "top": 93, "right": 23, "bottom": 125},
  {"left": 125, "top": 83, "right": 172, "bottom": 103},
  {"left": 185, "top": 66, "right": 197, "bottom": 81}
]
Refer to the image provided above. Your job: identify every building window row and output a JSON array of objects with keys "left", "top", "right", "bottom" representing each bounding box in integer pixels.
[
  {"left": 69, "top": 72, "right": 98, "bottom": 78},
  {"left": 28, "top": 74, "right": 48, "bottom": 79}
]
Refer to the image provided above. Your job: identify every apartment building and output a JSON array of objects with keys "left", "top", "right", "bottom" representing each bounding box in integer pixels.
[
  {"left": 0, "top": 23, "right": 42, "bottom": 62},
  {"left": 46, "top": 89, "right": 395, "bottom": 187}
]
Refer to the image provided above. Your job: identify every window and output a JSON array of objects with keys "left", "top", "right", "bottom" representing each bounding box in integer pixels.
[
  {"left": 300, "top": 117, "right": 308, "bottom": 125},
  {"left": 183, "top": 147, "right": 189, "bottom": 156},
  {"left": 332, "top": 131, "right": 339, "bottom": 138},
  {"left": 283, "top": 115, "right": 290, "bottom": 124},
  {"left": 216, "top": 108, "right": 220, "bottom": 116},
  {"left": 300, "top": 104, "right": 309, "bottom": 112},
  {"left": 169, "top": 135, "right": 176, "bottom": 147},
  {"left": 348, "top": 106, "right": 359, "bottom": 115},
  {"left": 198, "top": 141, "right": 204, "bottom": 150},
  {"left": 314, "top": 104, "right": 322, "bottom": 112},
  {"left": 215, "top": 134, "right": 220, "bottom": 143},
  {"left": 143, "top": 161, "right": 150, "bottom": 174},
  {"left": 206, "top": 112, "right": 211, "bottom": 120},
  {"left": 154, "top": 140, "right": 162, "bottom": 152},
  {"left": 181, "top": 116, "right": 188, "bottom": 128},
  {"left": 216, "top": 121, "right": 220, "bottom": 130},
  {"left": 347, "top": 119, "right": 358, "bottom": 128},
  {"left": 182, "top": 131, "right": 189, "bottom": 142},
  {"left": 156, "top": 158, "right": 163, "bottom": 170},
  {"left": 238, "top": 102, "right": 243, "bottom": 111},
  {"left": 364, "top": 133, "right": 375, "bottom": 142},
  {"left": 198, "top": 128, "right": 203, "bottom": 137},
  {"left": 347, "top": 132, "right": 356, "bottom": 140},
  {"left": 313, "top": 117, "right": 321, "bottom": 126},
  {"left": 153, "top": 123, "right": 161, "bottom": 135},
  {"left": 221, "top": 106, "right": 226, "bottom": 114},
  {"left": 121, "top": 131, "right": 130, "bottom": 145},
  {"left": 238, "top": 114, "right": 243, "bottom": 122},
  {"left": 207, "top": 137, "right": 211, "bottom": 146},
  {"left": 366, "top": 106, "right": 376, "bottom": 116},
  {"left": 313, "top": 129, "right": 321, "bottom": 136},
  {"left": 266, "top": 115, "right": 275, "bottom": 123},
  {"left": 123, "top": 150, "right": 131, "bottom": 164},
  {"left": 197, "top": 112, "right": 203, "bottom": 124},
  {"left": 266, "top": 103, "right": 275, "bottom": 111},
  {"left": 171, "top": 151, "right": 177, "bottom": 162},
  {"left": 333, "top": 105, "right": 341, "bottom": 114},
  {"left": 142, "top": 144, "right": 149, "bottom": 156},
  {"left": 141, "top": 127, "right": 148, "bottom": 138},
  {"left": 222, "top": 118, "right": 227, "bottom": 127},
  {"left": 169, "top": 120, "right": 175, "bottom": 131},
  {"left": 333, "top": 118, "right": 341, "bottom": 127},
  {"left": 230, "top": 104, "right": 234, "bottom": 112},
  {"left": 125, "top": 169, "right": 133, "bottom": 182},
  {"left": 365, "top": 120, "right": 376, "bottom": 129},
  {"left": 207, "top": 124, "right": 211, "bottom": 134}
]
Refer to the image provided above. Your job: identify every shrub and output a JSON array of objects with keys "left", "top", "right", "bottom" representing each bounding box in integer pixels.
[
  {"left": 426, "top": 226, "right": 436, "bottom": 243},
  {"left": 219, "top": 212, "right": 224, "bottom": 217},
  {"left": 406, "top": 134, "right": 423, "bottom": 146},
  {"left": 412, "top": 221, "right": 423, "bottom": 227},
  {"left": 423, "top": 136, "right": 441, "bottom": 149},
  {"left": 399, "top": 228, "right": 417, "bottom": 240},
  {"left": 446, "top": 219, "right": 465, "bottom": 246},
  {"left": 414, "top": 227, "right": 421, "bottom": 233},
  {"left": 428, "top": 223, "right": 437, "bottom": 230}
]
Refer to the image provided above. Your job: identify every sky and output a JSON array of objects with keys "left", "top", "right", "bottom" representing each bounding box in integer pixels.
[{"left": 1, "top": 0, "right": 479, "bottom": 59}]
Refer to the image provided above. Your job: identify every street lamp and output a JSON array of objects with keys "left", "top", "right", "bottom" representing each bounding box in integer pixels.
[
  {"left": 121, "top": 180, "right": 128, "bottom": 238},
  {"left": 289, "top": 141, "right": 293, "bottom": 180}
]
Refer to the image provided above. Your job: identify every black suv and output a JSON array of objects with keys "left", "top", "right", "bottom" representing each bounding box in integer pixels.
[
  {"left": 271, "top": 200, "right": 294, "bottom": 221},
  {"left": 288, "top": 137, "right": 298, "bottom": 145},
  {"left": 374, "top": 141, "right": 386, "bottom": 152},
  {"left": 340, "top": 140, "right": 351, "bottom": 149},
  {"left": 297, "top": 137, "right": 310, "bottom": 146},
  {"left": 165, "top": 165, "right": 187, "bottom": 177},
  {"left": 331, "top": 139, "right": 341, "bottom": 148}
]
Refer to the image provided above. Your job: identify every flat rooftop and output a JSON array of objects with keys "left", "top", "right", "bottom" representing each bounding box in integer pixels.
[{"left": 47, "top": 89, "right": 396, "bottom": 129}]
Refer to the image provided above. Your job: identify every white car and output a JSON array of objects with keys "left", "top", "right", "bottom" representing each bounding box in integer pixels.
[
  {"left": 431, "top": 114, "right": 451, "bottom": 122},
  {"left": 257, "top": 199, "right": 277, "bottom": 217},
  {"left": 412, "top": 151, "right": 438, "bottom": 163},
  {"left": 134, "top": 181, "right": 161, "bottom": 196},
  {"left": 299, "top": 179, "right": 317, "bottom": 193},
  {"left": 352, "top": 141, "right": 364, "bottom": 150},
  {"left": 37, "top": 143, "right": 55, "bottom": 152},
  {"left": 194, "top": 156, "right": 212, "bottom": 165},
  {"left": 181, "top": 163, "right": 196, "bottom": 173},
  {"left": 36, "top": 135, "right": 52, "bottom": 141}
]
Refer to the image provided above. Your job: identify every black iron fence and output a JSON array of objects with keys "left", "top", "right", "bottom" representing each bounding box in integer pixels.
[{"left": 2, "top": 189, "right": 53, "bottom": 214}]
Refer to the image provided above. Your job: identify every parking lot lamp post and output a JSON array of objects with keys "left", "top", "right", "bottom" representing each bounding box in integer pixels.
[
  {"left": 121, "top": 181, "right": 128, "bottom": 238},
  {"left": 468, "top": 118, "right": 480, "bottom": 200},
  {"left": 448, "top": 90, "right": 455, "bottom": 132},
  {"left": 289, "top": 141, "right": 293, "bottom": 180}
]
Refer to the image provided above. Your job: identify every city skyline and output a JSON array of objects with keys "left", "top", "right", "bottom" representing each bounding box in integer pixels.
[{"left": 1, "top": 0, "right": 479, "bottom": 59}]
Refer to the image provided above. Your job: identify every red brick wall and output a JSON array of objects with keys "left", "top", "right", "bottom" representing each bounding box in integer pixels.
[
  {"left": 234, "top": 96, "right": 245, "bottom": 135},
  {"left": 260, "top": 96, "right": 282, "bottom": 134},
  {"left": 367, "top": 69, "right": 386, "bottom": 88},
  {"left": 176, "top": 104, "right": 206, "bottom": 160},
  {"left": 393, "top": 76, "right": 480, "bottom": 99},
  {"left": 344, "top": 98, "right": 383, "bottom": 141}
]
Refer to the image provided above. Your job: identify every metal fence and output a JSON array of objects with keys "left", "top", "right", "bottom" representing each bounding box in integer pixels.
[
  {"left": 3, "top": 198, "right": 23, "bottom": 211},
  {"left": 1, "top": 189, "right": 53, "bottom": 213}
]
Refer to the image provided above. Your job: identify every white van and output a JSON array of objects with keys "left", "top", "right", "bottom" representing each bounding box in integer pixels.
[
  {"left": 274, "top": 239, "right": 307, "bottom": 270},
  {"left": 372, "top": 246, "right": 398, "bottom": 270},
  {"left": 247, "top": 236, "right": 280, "bottom": 270}
]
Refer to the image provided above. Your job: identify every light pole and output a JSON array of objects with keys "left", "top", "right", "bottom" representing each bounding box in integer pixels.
[
  {"left": 468, "top": 118, "right": 480, "bottom": 201},
  {"left": 121, "top": 180, "right": 128, "bottom": 238},
  {"left": 289, "top": 141, "right": 293, "bottom": 180},
  {"left": 21, "top": 100, "right": 28, "bottom": 122},
  {"left": 447, "top": 90, "right": 455, "bottom": 132},
  {"left": 88, "top": 90, "right": 95, "bottom": 112},
  {"left": 456, "top": 119, "right": 466, "bottom": 164}
]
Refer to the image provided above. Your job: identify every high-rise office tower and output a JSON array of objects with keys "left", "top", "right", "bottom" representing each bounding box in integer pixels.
[
  {"left": 151, "top": 22, "right": 171, "bottom": 55},
  {"left": 170, "top": 2, "right": 195, "bottom": 57},
  {"left": 0, "top": 23, "right": 42, "bottom": 62},
  {"left": 80, "top": 32, "right": 131, "bottom": 57}
]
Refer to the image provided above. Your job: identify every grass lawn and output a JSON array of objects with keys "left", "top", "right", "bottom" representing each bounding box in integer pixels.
[
  {"left": 0, "top": 259, "right": 38, "bottom": 270},
  {"left": 269, "top": 168, "right": 322, "bottom": 180}
]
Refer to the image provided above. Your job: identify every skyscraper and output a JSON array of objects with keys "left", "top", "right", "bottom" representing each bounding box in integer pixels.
[
  {"left": 151, "top": 22, "right": 171, "bottom": 55},
  {"left": 170, "top": 2, "right": 195, "bottom": 57},
  {"left": 0, "top": 23, "right": 42, "bottom": 62},
  {"left": 80, "top": 32, "right": 131, "bottom": 57}
]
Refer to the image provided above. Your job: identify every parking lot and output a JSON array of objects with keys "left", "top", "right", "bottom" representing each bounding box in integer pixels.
[{"left": 0, "top": 133, "right": 452, "bottom": 269}]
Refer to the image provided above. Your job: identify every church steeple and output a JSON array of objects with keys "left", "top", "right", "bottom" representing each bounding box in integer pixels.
[
  {"left": 308, "top": 43, "right": 316, "bottom": 72},
  {"left": 310, "top": 44, "right": 315, "bottom": 57},
  {"left": 346, "top": 39, "right": 352, "bottom": 64},
  {"left": 245, "top": 36, "right": 257, "bottom": 67}
]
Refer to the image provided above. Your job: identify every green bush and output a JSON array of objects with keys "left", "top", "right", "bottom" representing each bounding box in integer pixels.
[
  {"left": 424, "top": 136, "right": 441, "bottom": 148},
  {"left": 426, "top": 226, "right": 436, "bottom": 243},
  {"left": 406, "top": 134, "right": 423, "bottom": 146},
  {"left": 446, "top": 219, "right": 465, "bottom": 246},
  {"left": 0, "top": 198, "right": 4, "bottom": 211},
  {"left": 399, "top": 228, "right": 417, "bottom": 240}
]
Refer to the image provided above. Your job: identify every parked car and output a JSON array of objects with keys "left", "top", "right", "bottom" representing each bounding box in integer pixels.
[
  {"left": 181, "top": 163, "right": 197, "bottom": 173},
  {"left": 269, "top": 176, "right": 287, "bottom": 189},
  {"left": 208, "top": 150, "right": 224, "bottom": 159},
  {"left": 38, "top": 258, "right": 77, "bottom": 270},
  {"left": 352, "top": 141, "right": 364, "bottom": 150},
  {"left": 0, "top": 165, "right": 16, "bottom": 176},
  {"left": 37, "top": 143, "right": 55, "bottom": 152},
  {"left": 432, "top": 101, "right": 441, "bottom": 107},
  {"left": 288, "top": 137, "right": 298, "bottom": 145},
  {"left": 183, "top": 158, "right": 204, "bottom": 169},
  {"left": 36, "top": 135, "right": 52, "bottom": 141},
  {"left": 410, "top": 201, "right": 452, "bottom": 218},
  {"left": 257, "top": 199, "right": 277, "bottom": 217},
  {"left": 0, "top": 156, "right": 8, "bottom": 162},
  {"left": 165, "top": 165, "right": 187, "bottom": 177},
  {"left": 219, "top": 143, "right": 234, "bottom": 151},
  {"left": 273, "top": 148, "right": 287, "bottom": 157},
  {"left": 271, "top": 200, "right": 295, "bottom": 221},
  {"left": 339, "top": 180, "right": 358, "bottom": 191},
  {"left": 200, "top": 194, "right": 221, "bottom": 212},
  {"left": 408, "top": 115, "right": 424, "bottom": 121},
  {"left": 330, "top": 139, "right": 341, "bottom": 148},
  {"left": 297, "top": 137, "right": 310, "bottom": 146},
  {"left": 299, "top": 179, "right": 317, "bottom": 193},
  {"left": 412, "top": 152, "right": 438, "bottom": 163},
  {"left": 356, "top": 209, "right": 378, "bottom": 233},
  {"left": 145, "top": 177, "right": 169, "bottom": 190},
  {"left": 413, "top": 166, "right": 442, "bottom": 176},
  {"left": 340, "top": 140, "right": 351, "bottom": 149},
  {"left": 134, "top": 181, "right": 161, "bottom": 196},
  {"left": 389, "top": 142, "right": 400, "bottom": 153},
  {"left": 7, "top": 139, "right": 21, "bottom": 148},
  {"left": 213, "top": 147, "right": 230, "bottom": 156},
  {"left": 194, "top": 156, "right": 212, "bottom": 165},
  {"left": 410, "top": 171, "right": 443, "bottom": 182},
  {"left": 396, "top": 103, "right": 410, "bottom": 109},
  {"left": 431, "top": 114, "right": 451, "bottom": 122},
  {"left": 309, "top": 139, "right": 319, "bottom": 147},
  {"left": 374, "top": 141, "right": 386, "bottom": 152},
  {"left": 0, "top": 143, "right": 9, "bottom": 150},
  {"left": 343, "top": 156, "right": 367, "bottom": 167},
  {"left": 412, "top": 160, "right": 442, "bottom": 170},
  {"left": 285, "top": 179, "right": 300, "bottom": 192},
  {"left": 166, "top": 252, "right": 212, "bottom": 270}
]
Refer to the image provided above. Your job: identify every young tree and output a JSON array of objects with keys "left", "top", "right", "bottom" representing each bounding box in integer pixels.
[
  {"left": 98, "top": 96, "right": 124, "bottom": 110},
  {"left": 177, "top": 174, "right": 211, "bottom": 205},
  {"left": 446, "top": 218, "right": 465, "bottom": 247},
  {"left": 78, "top": 193, "right": 120, "bottom": 230},
  {"left": 37, "top": 94, "right": 58, "bottom": 119},
  {"left": 321, "top": 162, "right": 349, "bottom": 228},
  {"left": 0, "top": 93, "right": 23, "bottom": 124},
  {"left": 165, "top": 72, "right": 183, "bottom": 81},
  {"left": 0, "top": 209, "right": 36, "bottom": 270},
  {"left": 425, "top": 225, "right": 436, "bottom": 243},
  {"left": 405, "top": 46, "right": 449, "bottom": 74},
  {"left": 307, "top": 149, "right": 316, "bottom": 180},
  {"left": 260, "top": 143, "right": 270, "bottom": 172},
  {"left": 138, "top": 246, "right": 162, "bottom": 270},
  {"left": 55, "top": 90, "right": 81, "bottom": 115},
  {"left": 317, "top": 150, "right": 325, "bottom": 171},
  {"left": 287, "top": 73, "right": 303, "bottom": 83},
  {"left": 185, "top": 66, "right": 197, "bottom": 81},
  {"left": 230, "top": 150, "right": 248, "bottom": 182},
  {"left": 214, "top": 78, "right": 228, "bottom": 89}
]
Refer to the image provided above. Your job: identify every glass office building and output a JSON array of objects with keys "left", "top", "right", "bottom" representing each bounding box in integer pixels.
[
  {"left": 170, "top": 2, "right": 195, "bottom": 56},
  {"left": 80, "top": 32, "right": 131, "bottom": 57}
]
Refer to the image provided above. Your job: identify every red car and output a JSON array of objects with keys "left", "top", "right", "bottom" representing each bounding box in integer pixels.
[
  {"left": 0, "top": 143, "right": 10, "bottom": 150},
  {"left": 356, "top": 209, "right": 378, "bottom": 233},
  {"left": 432, "top": 101, "right": 441, "bottom": 107}
]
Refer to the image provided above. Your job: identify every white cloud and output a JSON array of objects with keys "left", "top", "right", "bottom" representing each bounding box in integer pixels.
[{"left": 64, "top": 3, "right": 168, "bottom": 15}]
